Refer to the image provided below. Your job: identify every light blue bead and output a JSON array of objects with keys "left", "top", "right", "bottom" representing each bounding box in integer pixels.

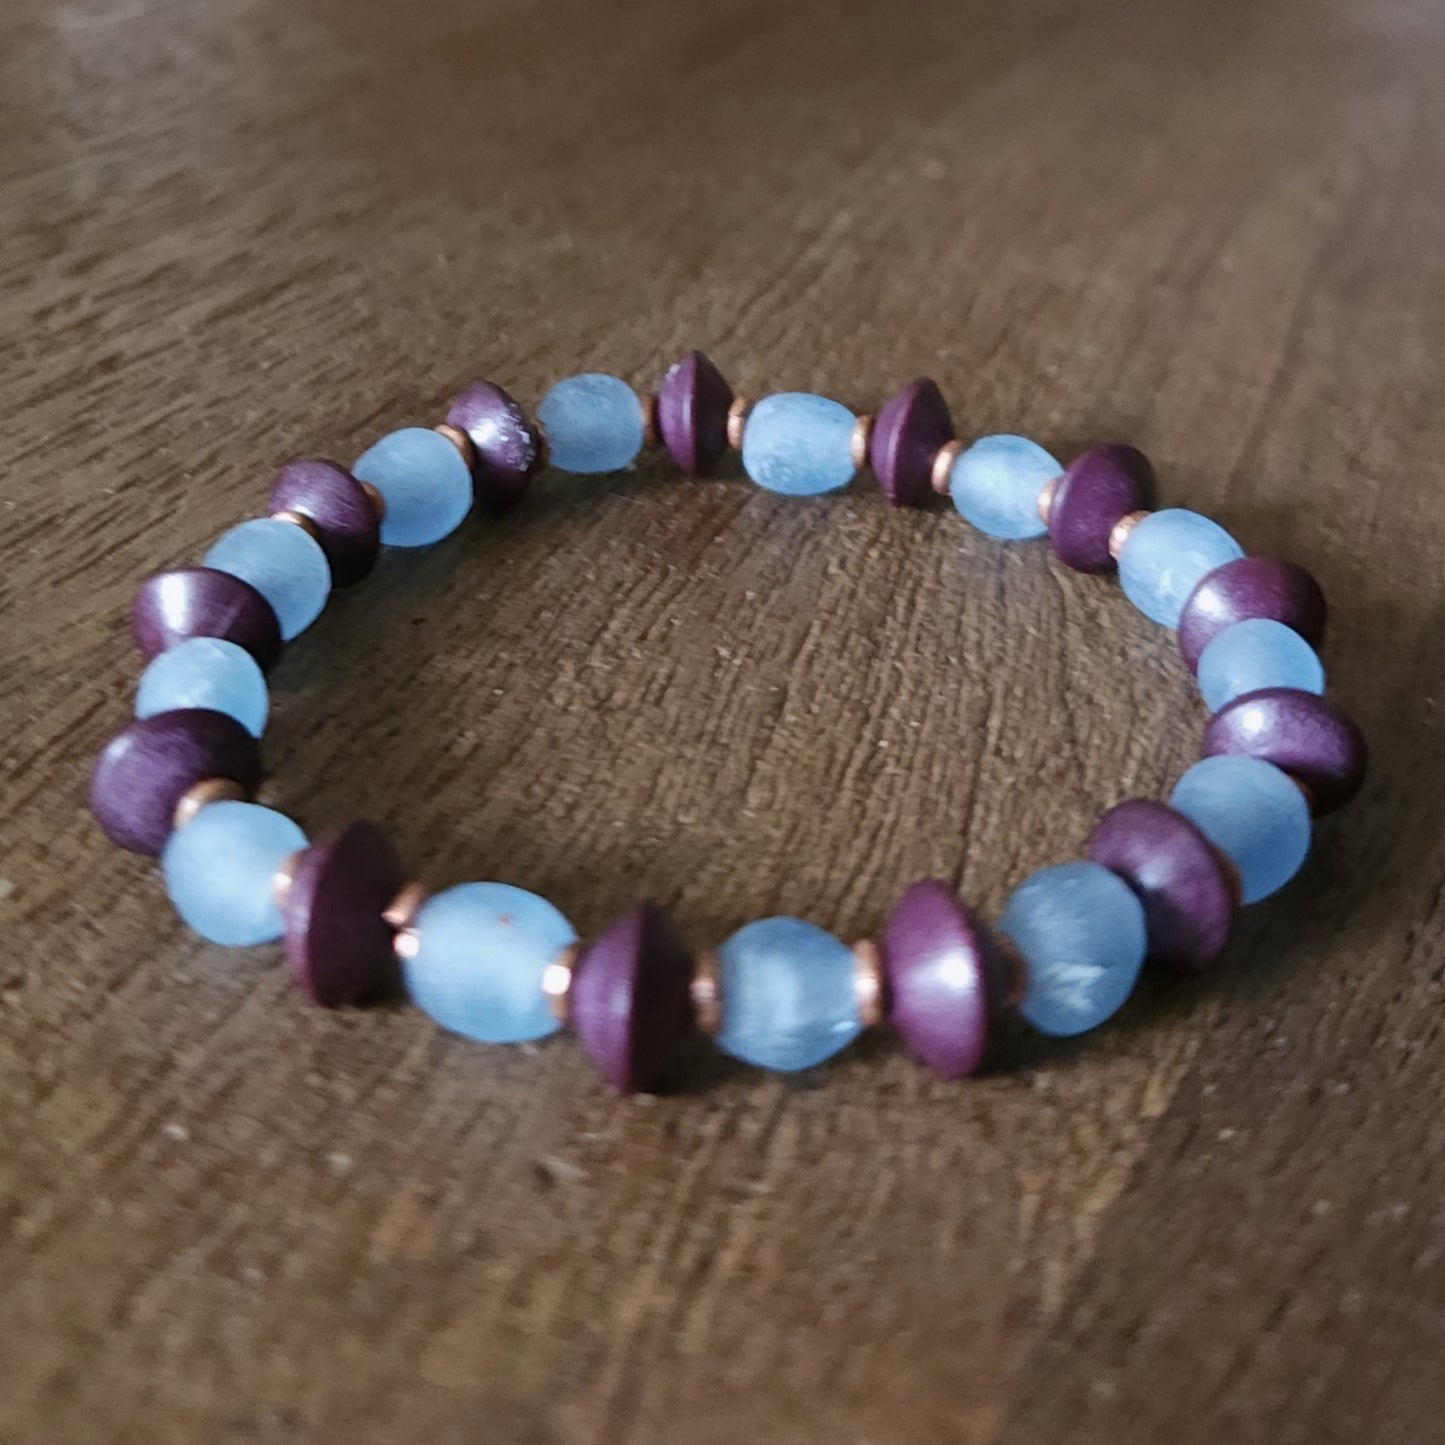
[
  {"left": 1170, "top": 755, "right": 1311, "bottom": 904},
  {"left": 715, "top": 916, "right": 862, "bottom": 1071},
  {"left": 948, "top": 434, "right": 1060, "bottom": 539},
  {"left": 1196, "top": 618, "right": 1325, "bottom": 713},
  {"left": 1118, "top": 509, "right": 1245, "bottom": 627},
  {"left": 162, "top": 801, "right": 306, "bottom": 946},
  {"left": 741, "top": 393, "right": 857, "bottom": 496},
  {"left": 135, "top": 637, "right": 269, "bottom": 738},
  {"left": 403, "top": 882, "right": 574, "bottom": 1044},
  {"left": 353, "top": 427, "right": 473, "bottom": 547},
  {"left": 1000, "top": 861, "right": 1147, "bottom": 1037},
  {"left": 536, "top": 373, "right": 645, "bottom": 473},
  {"left": 203, "top": 518, "right": 331, "bottom": 640}
]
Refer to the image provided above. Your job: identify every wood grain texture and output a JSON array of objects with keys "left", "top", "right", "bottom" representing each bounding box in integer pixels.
[{"left": 3, "top": 0, "right": 1443, "bottom": 1439}]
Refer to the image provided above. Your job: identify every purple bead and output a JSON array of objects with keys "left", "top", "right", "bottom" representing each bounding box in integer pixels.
[
  {"left": 282, "top": 820, "right": 405, "bottom": 1008},
  {"left": 445, "top": 380, "right": 541, "bottom": 512},
  {"left": 131, "top": 567, "right": 282, "bottom": 673},
  {"left": 90, "top": 708, "right": 263, "bottom": 855},
  {"left": 656, "top": 350, "right": 733, "bottom": 476},
  {"left": 1203, "top": 688, "right": 1366, "bottom": 814},
  {"left": 1177, "top": 557, "right": 1327, "bottom": 673},
  {"left": 569, "top": 902, "right": 695, "bottom": 1093},
  {"left": 267, "top": 458, "right": 380, "bottom": 588},
  {"left": 869, "top": 377, "right": 954, "bottom": 508},
  {"left": 1086, "top": 800, "right": 1236, "bottom": 972},
  {"left": 1048, "top": 444, "right": 1155, "bottom": 572},
  {"left": 880, "top": 879, "right": 1007, "bottom": 1079}
]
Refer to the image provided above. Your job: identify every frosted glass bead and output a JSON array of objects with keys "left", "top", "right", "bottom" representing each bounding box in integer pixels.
[
  {"left": 536, "top": 373, "right": 645, "bottom": 473},
  {"left": 162, "top": 800, "right": 306, "bottom": 946},
  {"left": 1118, "top": 509, "right": 1245, "bottom": 627},
  {"left": 135, "top": 637, "right": 269, "bottom": 738},
  {"left": 1196, "top": 618, "right": 1325, "bottom": 712},
  {"left": 203, "top": 518, "right": 331, "bottom": 640},
  {"left": 403, "top": 882, "right": 574, "bottom": 1044},
  {"left": 352, "top": 427, "right": 473, "bottom": 547},
  {"left": 948, "top": 434, "right": 1060, "bottom": 539},
  {"left": 1170, "top": 755, "right": 1311, "bottom": 904},
  {"left": 741, "top": 393, "right": 857, "bottom": 496},
  {"left": 715, "top": 916, "right": 862, "bottom": 1071},
  {"left": 999, "top": 861, "right": 1147, "bottom": 1037}
]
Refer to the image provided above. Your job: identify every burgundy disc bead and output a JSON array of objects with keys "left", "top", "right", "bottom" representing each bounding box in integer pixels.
[
  {"left": 267, "top": 458, "right": 380, "bottom": 587},
  {"left": 869, "top": 377, "right": 954, "bottom": 508},
  {"left": 568, "top": 902, "right": 695, "bottom": 1093},
  {"left": 1048, "top": 444, "right": 1156, "bottom": 572},
  {"left": 656, "top": 350, "right": 734, "bottom": 476},
  {"left": 281, "top": 820, "right": 405, "bottom": 1008},
  {"left": 131, "top": 566, "right": 282, "bottom": 673},
  {"left": 1203, "top": 688, "right": 1367, "bottom": 814},
  {"left": 880, "top": 879, "right": 1007, "bottom": 1079},
  {"left": 89, "top": 708, "right": 263, "bottom": 855},
  {"left": 445, "top": 380, "right": 542, "bottom": 511},
  {"left": 1177, "top": 557, "right": 1327, "bottom": 673},
  {"left": 1086, "top": 800, "right": 1236, "bottom": 972}
]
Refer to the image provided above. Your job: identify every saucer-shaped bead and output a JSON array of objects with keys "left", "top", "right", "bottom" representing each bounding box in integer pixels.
[
  {"left": 203, "top": 517, "right": 332, "bottom": 641},
  {"left": 1086, "top": 800, "right": 1235, "bottom": 971},
  {"left": 403, "top": 882, "right": 575, "bottom": 1043},
  {"left": 1118, "top": 509, "right": 1245, "bottom": 627},
  {"left": 131, "top": 567, "right": 282, "bottom": 672},
  {"left": 353, "top": 428, "right": 474, "bottom": 546},
  {"left": 135, "top": 637, "right": 269, "bottom": 738},
  {"left": 1047, "top": 444, "right": 1156, "bottom": 572},
  {"left": 949, "top": 434, "right": 1060, "bottom": 539},
  {"left": 267, "top": 458, "right": 380, "bottom": 587},
  {"left": 1202, "top": 688, "right": 1366, "bottom": 814},
  {"left": 716, "top": 916, "right": 863, "bottom": 1071},
  {"left": 1177, "top": 556, "right": 1327, "bottom": 673},
  {"left": 1197, "top": 618, "right": 1324, "bottom": 713},
  {"left": 90, "top": 708, "right": 263, "bottom": 855},
  {"left": 569, "top": 902, "right": 695, "bottom": 1093},
  {"left": 656, "top": 351, "right": 733, "bottom": 476},
  {"left": 537, "top": 373, "right": 646, "bottom": 473},
  {"left": 869, "top": 377, "right": 954, "bottom": 507},
  {"left": 282, "top": 821, "right": 406, "bottom": 1007},
  {"left": 445, "top": 380, "right": 542, "bottom": 511},
  {"left": 741, "top": 393, "right": 857, "bottom": 496},
  {"left": 881, "top": 879, "right": 1007, "bottom": 1079}
]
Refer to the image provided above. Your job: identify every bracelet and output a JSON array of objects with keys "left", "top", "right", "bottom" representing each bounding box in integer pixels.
[{"left": 89, "top": 352, "right": 1367, "bottom": 1094}]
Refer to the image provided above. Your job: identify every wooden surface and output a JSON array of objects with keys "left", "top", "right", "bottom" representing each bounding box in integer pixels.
[{"left": 4, "top": 0, "right": 1444, "bottom": 1439}]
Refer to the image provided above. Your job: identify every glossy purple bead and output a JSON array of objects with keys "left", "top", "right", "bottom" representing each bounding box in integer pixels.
[
  {"left": 90, "top": 708, "right": 263, "bottom": 855},
  {"left": 131, "top": 567, "right": 282, "bottom": 673},
  {"left": 282, "top": 820, "right": 405, "bottom": 1008},
  {"left": 881, "top": 879, "right": 1007, "bottom": 1079},
  {"left": 569, "top": 902, "right": 695, "bottom": 1093},
  {"left": 1048, "top": 444, "right": 1155, "bottom": 572},
  {"left": 1203, "top": 688, "right": 1366, "bottom": 814},
  {"left": 1177, "top": 557, "right": 1327, "bottom": 673},
  {"left": 869, "top": 377, "right": 954, "bottom": 508},
  {"left": 267, "top": 458, "right": 380, "bottom": 588},
  {"left": 656, "top": 350, "right": 733, "bottom": 476},
  {"left": 445, "top": 380, "right": 541, "bottom": 512},
  {"left": 1086, "top": 800, "right": 1236, "bottom": 972}
]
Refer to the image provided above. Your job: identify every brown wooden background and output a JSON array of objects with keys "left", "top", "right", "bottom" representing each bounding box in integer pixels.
[{"left": 4, "top": 0, "right": 1445, "bottom": 1439}]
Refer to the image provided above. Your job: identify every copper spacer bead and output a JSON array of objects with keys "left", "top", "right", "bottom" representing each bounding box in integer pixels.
[
  {"left": 382, "top": 881, "right": 429, "bottom": 933},
  {"left": 930, "top": 439, "right": 963, "bottom": 495},
  {"left": 272, "top": 508, "right": 320, "bottom": 541},
  {"left": 994, "top": 934, "right": 1030, "bottom": 1010},
  {"left": 530, "top": 428, "right": 550, "bottom": 476},
  {"left": 852, "top": 939, "right": 885, "bottom": 1027},
  {"left": 1037, "top": 475, "right": 1061, "bottom": 527},
  {"left": 358, "top": 480, "right": 386, "bottom": 522},
  {"left": 642, "top": 392, "right": 661, "bottom": 449},
  {"left": 691, "top": 951, "right": 722, "bottom": 1036},
  {"left": 542, "top": 943, "right": 578, "bottom": 1026},
  {"left": 1108, "top": 509, "right": 1152, "bottom": 561},
  {"left": 1211, "top": 844, "right": 1245, "bottom": 909},
  {"left": 434, "top": 422, "right": 476, "bottom": 469},
  {"left": 726, "top": 396, "right": 751, "bottom": 451},
  {"left": 172, "top": 777, "right": 248, "bottom": 830},
  {"left": 850, "top": 414, "right": 875, "bottom": 472},
  {"left": 273, "top": 849, "right": 302, "bottom": 908}
]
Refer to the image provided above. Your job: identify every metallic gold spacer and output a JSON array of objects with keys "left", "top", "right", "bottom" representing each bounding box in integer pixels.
[
  {"left": 1037, "top": 475, "right": 1061, "bottom": 526},
  {"left": 726, "top": 396, "right": 751, "bottom": 451},
  {"left": 1108, "top": 509, "right": 1151, "bottom": 561},
  {"left": 930, "top": 439, "right": 963, "bottom": 496},
  {"left": 434, "top": 422, "right": 476, "bottom": 469},
  {"left": 272, "top": 509, "right": 320, "bottom": 540},
  {"left": 382, "top": 881, "right": 429, "bottom": 932},
  {"left": 852, "top": 939, "right": 885, "bottom": 1027},
  {"left": 850, "top": 414, "right": 875, "bottom": 472},
  {"left": 358, "top": 480, "right": 386, "bottom": 522},
  {"left": 542, "top": 943, "right": 579, "bottom": 1026},
  {"left": 172, "top": 777, "right": 248, "bottom": 830},
  {"left": 691, "top": 951, "right": 722, "bottom": 1036},
  {"left": 273, "top": 850, "right": 303, "bottom": 909}
]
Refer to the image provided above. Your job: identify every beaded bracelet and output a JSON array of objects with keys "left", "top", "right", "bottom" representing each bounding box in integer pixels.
[{"left": 90, "top": 353, "right": 1367, "bottom": 1093}]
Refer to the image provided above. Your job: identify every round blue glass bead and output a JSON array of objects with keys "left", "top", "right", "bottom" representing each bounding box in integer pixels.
[
  {"left": 162, "top": 801, "right": 306, "bottom": 946},
  {"left": 203, "top": 518, "right": 331, "bottom": 641},
  {"left": 1118, "top": 509, "right": 1245, "bottom": 628},
  {"left": 1196, "top": 617, "right": 1325, "bottom": 713},
  {"left": 741, "top": 393, "right": 857, "bottom": 497},
  {"left": 999, "top": 861, "right": 1147, "bottom": 1037},
  {"left": 1170, "top": 755, "right": 1311, "bottom": 904},
  {"left": 403, "top": 882, "right": 574, "bottom": 1044},
  {"left": 536, "top": 373, "right": 645, "bottom": 474},
  {"left": 352, "top": 428, "right": 473, "bottom": 547},
  {"left": 948, "top": 434, "right": 1060, "bottom": 539},
  {"left": 135, "top": 637, "right": 269, "bottom": 738},
  {"left": 715, "top": 916, "right": 862, "bottom": 1071}
]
